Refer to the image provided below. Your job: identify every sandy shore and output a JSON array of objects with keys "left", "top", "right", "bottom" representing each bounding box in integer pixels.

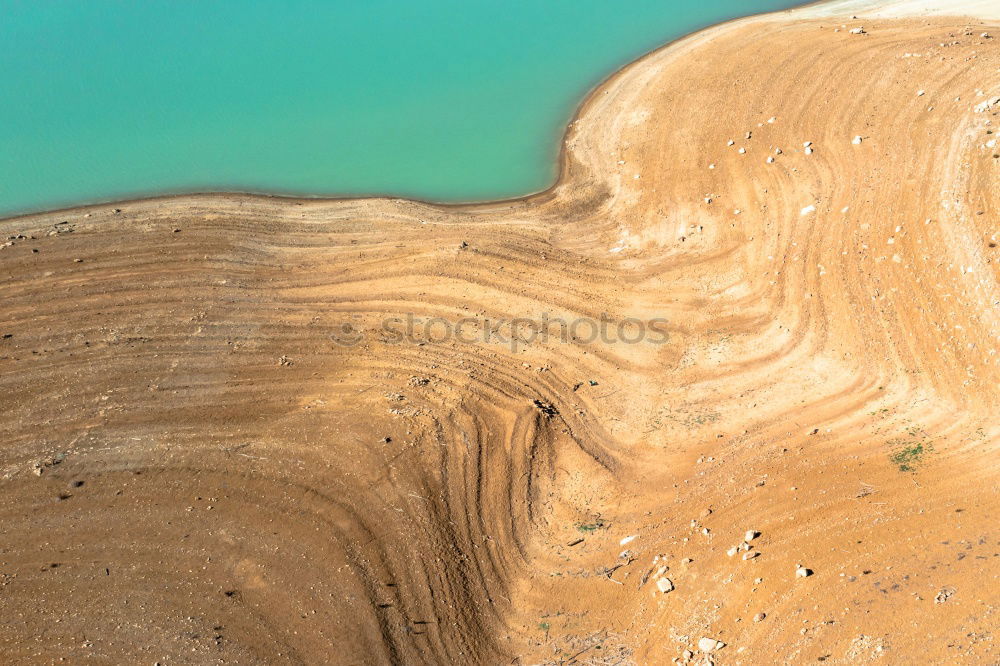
[
  {"left": 1, "top": 1, "right": 998, "bottom": 664},
  {"left": 811, "top": 0, "right": 1000, "bottom": 19}
]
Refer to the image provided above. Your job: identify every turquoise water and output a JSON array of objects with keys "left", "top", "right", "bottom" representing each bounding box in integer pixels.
[{"left": 0, "top": 0, "right": 803, "bottom": 217}]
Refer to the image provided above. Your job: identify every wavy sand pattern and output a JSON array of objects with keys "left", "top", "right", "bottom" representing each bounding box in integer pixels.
[{"left": 1, "top": 2, "right": 998, "bottom": 664}]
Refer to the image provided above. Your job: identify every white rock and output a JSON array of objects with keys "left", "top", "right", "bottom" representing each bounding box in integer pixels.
[
  {"left": 698, "top": 637, "right": 725, "bottom": 653},
  {"left": 743, "top": 551, "right": 759, "bottom": 560},
  {"left": 796, "top": 566, "right": 813, "bottom": 578},
  {"left": 849, "top": 27, "right": 866, "bottom": 34},
  {"left": 766, "top": 157, "right": 775, "bottom": 164},
  {"left": 801, "top": 204, "right": 817, "bottom": 216},
  {"left": 727, "top": 546, "right": 739, "bottom": 557},
  {"left": 803, "top": 141, "right": 812, "bottom": 147},
  {"left": 974, "top": 96, "right": 1000, "bottom": 113},
  {"left": 620, "top": 534, "right": 638, "bottom": 546},
  {"left": 852, "top": 135, "right": 863, "bottom": 144},
  {"left": 656, "top": 577, "right": 674, "bottom": 593},
  {"left": 917, "top": 90, "right": 925, "bottom": 96},
  {"left": 745, "top": 530, "right": 758, "bottom": 542},
  {"left": 775, "top": 148, "right": 783, "bottom": 155},
  {"left": 727, "top": 140, "right": 735, "bottom": 146},
  {"left": 805, "top": 146, "right": 814, "bottom": 155},
  {"left": 767, "top": 117, "right": 777, "bottom": 124},
  {"left": 738, "top": 147, "right": 746, "bottom": 154}
]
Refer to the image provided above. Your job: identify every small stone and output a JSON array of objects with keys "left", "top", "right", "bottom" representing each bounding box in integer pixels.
[
  {"left": 656, "top": 577, "right": 674, "bottom": 593},
  {"left": 743, "top": 551, "right": 759, "bottom": 560},
  {"left": 744, "top": 530, "right": 758, "bottom": 542},
  {"left": 698, "top": 637, "right": 725, "bottom": 653},
  {"left": 754, "top": 613, "right": 766, "bottom": 622},
  {"left": 727, "top": 546, "right": 739, "bottom": 557},
  {"left": 852, "top": 135, "right": 863, "bottom": 144},
  {"left": 796, "top": 566, "right": 813, "bottom": 578},
  {"left": 620, "top": 534, "right": 638, "bottom": 546}
]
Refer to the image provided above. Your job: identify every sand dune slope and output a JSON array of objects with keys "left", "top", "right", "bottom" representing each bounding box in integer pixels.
[{"left": 1, "top": 10, "right": 998, "bottom": 666}]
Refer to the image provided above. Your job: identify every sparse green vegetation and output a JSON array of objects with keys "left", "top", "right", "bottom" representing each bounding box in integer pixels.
[
  {"left": 881, "top": 421, "right": 935, "bottom": 472},
  {"left": 574, "top": 519, "right": 607, "bottom": 533},
  {"left": 889, "top": 441, "right": 931, "bottom": 472}
]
